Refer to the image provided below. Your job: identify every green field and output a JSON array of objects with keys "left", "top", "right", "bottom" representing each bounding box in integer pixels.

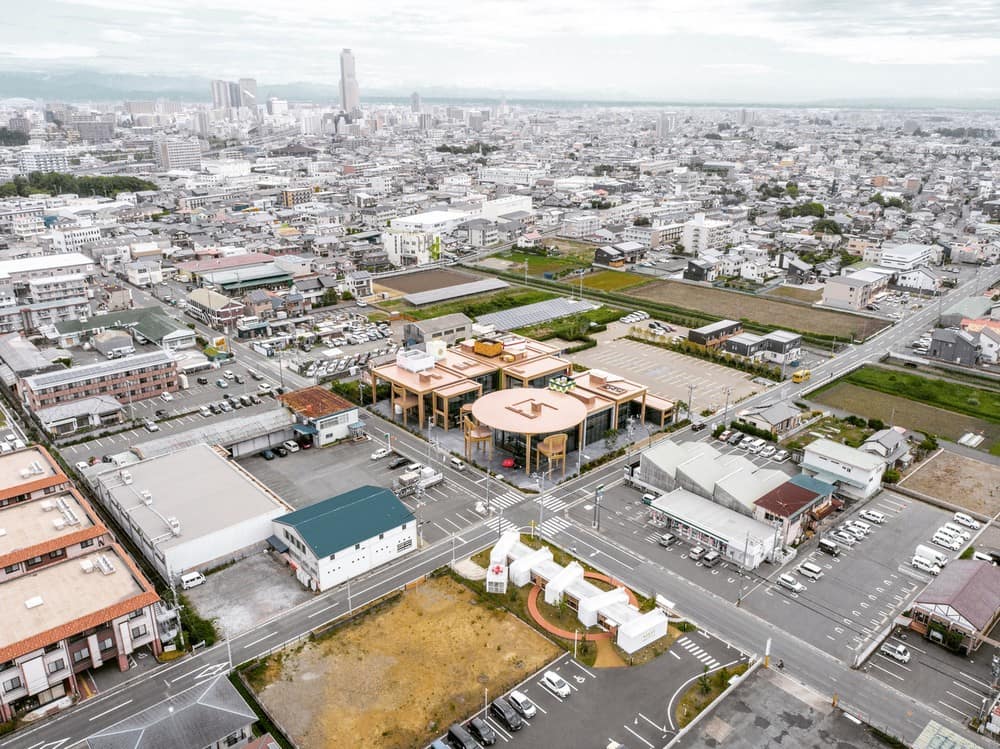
[
  {"left": 824, "top": 367, "right": 1000, "bottom": 424},
  {"left": 503, "top": 250, "right": 589, "bottom": 277},
  {"left": 582, "top": 270, "right": 651, "bottom": 292}
]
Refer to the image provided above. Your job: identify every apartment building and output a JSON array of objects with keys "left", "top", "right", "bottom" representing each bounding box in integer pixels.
[
  {"left": 383, "top": 229, "right": 436, "bottom": 267},
  {"left": 559, "top": 213, "right": 600, "bottom": 239},
  {"left": 0, "top": 254, "right": 95, "bottom": 334},
  {"left": 20, "top": 351, "right": 179, "bottom": 412},
  {"left": 0, "top": 447, "right": 164, "bottom": 723},
  {"left": 821, "top": 269, "right": 889, "bottom": 311},
  {"left": 477, "top": 164, "right": 546, "bottom": 186},
  {"left": 17, "top": 149, "right": 69, "bottom": 174},
  {"left": 682, "top": 213, "right": 732, "bottom": 253},
  {"left": 155, "top": 138, "right": 202, "bottom": 171},
  {"left": 280, "top": 186, "right": 315, "bottom": 208},
  {"left": 49, "top": 226, "right": 103, "bottom": 253},
  {"left": 801, "top": 438, "right": 886, "bottom": 500}
]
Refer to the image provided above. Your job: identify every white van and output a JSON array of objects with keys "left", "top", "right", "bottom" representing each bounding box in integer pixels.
[
  {"left": 860, "top": 510, "right": 886, "bottom": 524},
  {"left": 180, "top": 571, "right": 206, "bottom": 589},
  {"left": 797, "top": 561, "right": 824, "bottom": 581},
  {"left": 940, "top": 522, "right": 971, "bottom": 542},
  {"left": 449, "top": 457, "right": 465, "bottom": 471},
  {"left": 911, "top": 556, "right": 940, "bottom": 575},
  {"left": 879, "top": 643, "right": 911, "bottom": 664},
  {"left": 746, "top": 439, "right": 766, "bottom": 454},
  {"left": 915, "top": 544, "right": 948, "bottom": 568}
]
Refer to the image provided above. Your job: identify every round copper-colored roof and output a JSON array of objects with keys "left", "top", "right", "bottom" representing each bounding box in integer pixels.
[{"left": 471, "top": 388, "right": 587, "bottom": 436}]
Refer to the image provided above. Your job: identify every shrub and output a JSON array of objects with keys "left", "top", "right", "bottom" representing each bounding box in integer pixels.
[
  {"left": 867, "top": 418, "right": 885, "bottom": 430},
  {"left": 883, "top": 468, "right": 900, "bottom": 484}
]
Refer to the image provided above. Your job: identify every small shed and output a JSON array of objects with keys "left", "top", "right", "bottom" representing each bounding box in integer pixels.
[{"left": 617, "top": 609, "right": 668, "bottom": 654}]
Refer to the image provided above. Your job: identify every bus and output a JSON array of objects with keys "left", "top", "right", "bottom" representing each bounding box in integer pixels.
[{"left": 791, "top": 369, "right": 812, "bottom": 383}]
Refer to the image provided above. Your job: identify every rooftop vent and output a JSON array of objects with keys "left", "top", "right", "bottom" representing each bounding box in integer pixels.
[
  {"left": 120, "top": 470, "right": 132, "bottom": 485},
  {"left": 167, "top": 517, "right": 181, "bottom": 536},
  {"left": 80, "top": 559, "right": 95, "bottom": 574},
  {"left": 40, "top": 500, "right": 54, "bottom": 512},
  {"left": 97, "top": 554, "right": 116, "bottom": 575},
  {"left": 140, "top": 490, "right": 153, "bottom": 506},
  {"left": 53, "top": 518, "right": 66, "bottom": 530},
  {"left": 25, "top": 596, "right": 44, "bottom": 609}
]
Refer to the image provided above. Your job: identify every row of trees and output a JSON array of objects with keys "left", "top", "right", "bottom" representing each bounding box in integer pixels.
[
  {"left": 435, "top": 142, "right": 498, "bottom": 155},
  {"left": 778, "top": 201, "right": 826, "bottom": 219},
  {"left": 0, "top": 171, "right": 157, "bottom": 198}
]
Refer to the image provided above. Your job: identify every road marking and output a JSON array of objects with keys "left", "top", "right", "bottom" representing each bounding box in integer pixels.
[
  {"left": 868, "top": 663, "right": 904, "bottom": 681},
  {"left": 442, "top": 517, "right": 463, "bottom": 531},
  {"left": 570, "top": 660, "right": 595, "bottom": 678},
  {"left": 432, "top": 522, "right": 450, "bottom": 535},
  {"left": 306, "top": 602, "right": 340, "bottom": 619},
  {"left": 624, "top": 725, "right": 655, "bottom": 748},
  {"left": 638, "top": 713, "right": 666, "bottom": 732},
  {"left": 938, "top": 701, "right": 967, "bottom": 717},
  {"left": 958, "top": 671, "right": 991, "bottom": 689},
  {"left": 951, "top": 680, "right": 986, "bottom": 697},
  {"left": 669, "top": 650, "right": 681, "bottom": 660},
  {"left": 945, "top": 690, "right": 982, "bottom": 710},
  {"left": 87, "top": 699, "right": 133, "bottom": 721},
  {"left": 242, "top": 631, "right": 278, "bottom": 649}
]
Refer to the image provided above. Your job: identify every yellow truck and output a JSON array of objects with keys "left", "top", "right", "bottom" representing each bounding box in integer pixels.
[{"left": 791, "top": 369, "right": 812, "bottom": 383}]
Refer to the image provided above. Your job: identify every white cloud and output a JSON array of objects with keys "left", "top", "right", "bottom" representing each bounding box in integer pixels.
[
  {"left": 100, "top": 28, "right": 142, "bottom": 43},
  {"left": 0, "top": 43, "right": 99, "bottom": 60}
]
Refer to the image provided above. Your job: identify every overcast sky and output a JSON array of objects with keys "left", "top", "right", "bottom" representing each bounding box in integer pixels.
[{"left": 4, "top": 0, "right": 1000, "bottom": 101}]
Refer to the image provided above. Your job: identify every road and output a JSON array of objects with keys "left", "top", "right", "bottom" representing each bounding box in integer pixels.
[{"left": 13, "top": 265, "right": 998, "bottom": 748}]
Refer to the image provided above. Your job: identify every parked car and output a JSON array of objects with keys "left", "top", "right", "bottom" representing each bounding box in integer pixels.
[
  {"left": 691, "top": 422, "right": 707, "bottom": 432},
  {"left": 717, "top": 430, "right": 733, "bottom": 442},
  {"left": 658, "top": 532, "right": 677, "bottom": 548},
  {"left": 282, "top": 440, "right": 300, "bottom": 453},
  {"left": 249, "top": 394, "right": 262, "bottom": 405},
  {"left": 371, "top": 447, "right": 391, "bottom": 460},
  {"left": 261, "top": 449, "right": 276, "bottom": 460},
  {"left": 258, "top": 383, "right": 273, "bottom": 394},
  {"left": 144, "top": 420, "right": 160, "bottom": 432},
  {"left": 879, "top": 643, "right": 911, "bottom": 664},
  {"left": 860, "top": 510, "right": 886, "bottom": 524},
  {"left": 199, "top": 406, "right": 212, "bottom": 417},
  {"left": 489, "top": 698, "right": 523, "bottom": 731},
  {"left": 216, "top": 378, "right": 229, "bottom": 388},
  {"left": 155, "top": 409, "right": 168, "bottom": 418},
  {"left": 75, "top": 461, "right": 89, "bottom": 472},
  {"left": 953, "top": 512, "right": 981, "bottom": 530},
  {"left": 773, "top": 449, "right": 790, "bottom": 463},
  {"left": 233, "top": 374, "right": 245, "bottom": 384},
  {"left": 760, "top": 445, "right": 776, "bottom": 459},
  {"left": 728, "top": 432, "right": 745, "bottom": 446},
  {"left": 689, "top": 545, "right": 706, "bottom": 561},
  {"left": 507, "top": 690, "right": 537, "bottom": 719},
  {"left": 466, "top": 717, "right": 497, "bottom": 745},
  {"left": 931, "top": 533, "right": 961, "bottom": 551},
  {"left": 274, "top": 445, "right": 289, "bottom": 457},
  {"left": 160, "top": 391, "right": 173, "bottom": 402},
  {"left": 542, "top": 670, "right": 571, "bottom": 698},
  {"left": 219, "top": 401, "right": 232, "bottom": 412},
  {"left": 777, "top": 573, "right": 806, "bottom": 593},
  {"left": 388, "top": 455, "right": 409, "bottom": 469},
  {"left": 197, "top": 376, "right": 209, "bottom": 385},
  {"left": 223, "top": 370, "right": 235, "bottom": 380},
  {"left": 830, "top": 531, "right": 856, "bottom": 547}
]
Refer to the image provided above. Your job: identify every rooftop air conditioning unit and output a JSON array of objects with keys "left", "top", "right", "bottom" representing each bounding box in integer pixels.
[
  {"left": 53, "top": 518, "right": 66, "bottom": 530},
  {"left": 80, "top": 559, "right": 95, "bottom": 573},
  {"left": 120, "top": 470, "right": 132, "bottom": 485},
  {"left": 40, "top": 500, "right": 54, "bottom": 512},
  {"left": 140, "top": 490, "right": 153, "bottom": 506},
  {"left": 19, "top": 469, "right": 31, "bottom": 479},
  {"left": 167, "top": 517, "right": 181, "bottom": 536},
  {"left": 25, "top": 596, "right": 44, "bottom": 609},
  {"left": 97, "top": 555, "right": 115, "bottom": 575}
]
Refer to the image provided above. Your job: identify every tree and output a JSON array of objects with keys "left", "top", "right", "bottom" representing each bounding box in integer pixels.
[
  {"left": 812, "top": 219, "right": 842, "bottom": 235},
  {"left": 785, "top": 181, "right": 799, "bottom": 198},
  {"left": 698, "top": 665, "right": 712, "bottom": 694},
  {"left": 633, "top": 216, "right": 651, "bottom": 227},
  {"left": 603, "top": 429, "right": 620, "bottom": 450}
]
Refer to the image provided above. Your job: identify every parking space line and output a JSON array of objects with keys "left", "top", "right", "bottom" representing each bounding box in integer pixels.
[
  {"left": 442, "top": 517, "right": 463, "bottom": 531},
  {"left": 638, "top": 713, "right": 666, "bottom": 732},
  {"left": 959, "top": 672, "right": 991, "bottom": 689},
  {"left": 938, "top": 701, "right": 967, "bottom": 717},
  {"left": 569, "top": 660, "right": 595, "bottom": 678},
  {"left": 945, "top": 690, "right": 982, "bottom": 710},
  {"left": 951, "top": 680, "right": 986, "bottom": 698},
  {"left": 624, "top": 725, "right": 654, "bottom": 748},
  {"left": 868, "top": 662, "right": 904, "bottom": 681}
]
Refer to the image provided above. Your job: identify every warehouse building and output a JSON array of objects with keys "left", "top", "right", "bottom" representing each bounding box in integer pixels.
[
  {"left": 272, "top": 486, "right": 416, "bottom": 592},
  {"left": 90, "top": 444, "right": 291, "bottom": 579}
]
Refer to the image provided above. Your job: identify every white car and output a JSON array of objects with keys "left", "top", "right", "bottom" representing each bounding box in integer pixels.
[
  {"left": 953, "top": 512, "right": 981, "bottom": 530},
  {"left": 940, "top": 522, "right": 971, "bottom": 542},
  {"left": 507, "top": 690, "right": 536, "bottom": 719},
  {"left": 282, "top": 440, "right": 300, "bottom": 453},
  {"left": 777, "top": 573, "right": 806, "bottom": 593},
  {"left": 760, "top": 445, "right": 776, "bottom": 459},
  {"left": 160, "top": 391, "right": 173, "bottom": 402},
  {"left": 931, "top": 533, "right": 961, "bottom": 551},
  {"left": 75, "top": 461, "right": 89, "bottom": 472},
  {"left": 258, "top": 383, "right": 273, "bottom": 394},
  {"left": 371, "top": 447, "right": 390, "bottom": 460},
  {"left": 773, "top": 449, "right": 789, "bottom": 463},
  {"left": 541, "top": 670, "right": 571, "bottom": 698},
  {"left": 224, "top": 370, "right": 235, "bottom": 380},
  {"left": 199, "top": 405, "right": 212, "bottom": 417},
  {"left": 860, "top": 510, "right": 886, "bottom": 524},
  {"left": 830, "top": 531, "right": 856, "bottom": 547}
]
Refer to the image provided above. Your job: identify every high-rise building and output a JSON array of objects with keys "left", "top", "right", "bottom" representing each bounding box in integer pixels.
[
  {"left": 410, "top": 92, "right": 421, "bottom": 113},
  {"left": 18, "top": 149, "right": 69, "bottom": 174},
  {"left": 267, "top": 97, "right": 288, "bottom": 116},
  {"left": 7, "top": 115, "right": 31, "bottom": 134},
  {"left": 339, "top": 48, "right": 361, "bottom": 114},
  {"left": 238, "top": 78, "right": 258, "bottom": 109},
  {"left": 155, "top": 138, "right": 202, "bottom": 171},
  {"left": 210, "top": 79, "right": 230, "bottom": 110},
  {"left": 227, "top": 82, "right": 241, "bottom": 109},
  {"left": 656, "top": 112, "right": 677, "bottom": 139},
  {"left": 126, "top": 100, "right": 156, "bottom": 116}
]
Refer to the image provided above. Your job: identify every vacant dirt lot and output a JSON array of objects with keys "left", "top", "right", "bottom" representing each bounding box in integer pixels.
[
  {"left": 766, "top": 285, "right": 823, "bottom": 303},
  {"left": 900, "top": 450, "right": 1000, "bottom": 516},
  {"left": 378, "top": 269, "right": 479, "bottom": 294},
  {"left": 812, "top": 382, "right": 1000, "bottom": 452},
  {"left": 628, "top": 280, "right": 887, "bottom": 340},
  {"left": 251, "top": 576, "right": 560, "bottom": 749}
]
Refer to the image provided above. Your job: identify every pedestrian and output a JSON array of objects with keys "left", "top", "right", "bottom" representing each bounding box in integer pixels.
[{"left": 777, "top": 659, "right": 784, "bottom": 670}]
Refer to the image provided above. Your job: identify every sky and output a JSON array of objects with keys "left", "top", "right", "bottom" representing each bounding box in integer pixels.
[{"left": 3, "top": 0, "right": 1000, "bottom": 102}]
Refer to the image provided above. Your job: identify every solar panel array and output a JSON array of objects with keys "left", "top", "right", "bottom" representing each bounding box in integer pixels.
[{"left": 476, "top": 297, "right": 600, "bottom": 331}]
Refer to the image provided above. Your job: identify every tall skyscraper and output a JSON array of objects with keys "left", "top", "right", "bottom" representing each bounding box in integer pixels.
[
  {"left": 210, "top": 80, "right": 230, "bottom": 110},
  {"left": 410, "top": 92, "right": 421, "bottom": 113},
  {"left": 238, "top": 78, "right": 258, "bottom": 109},
  {"left": 339, "top": 49, "right": 361, "bottom": 114},
  {"left": 656, "top": 111, "right": 677, "bottom": 139},
  {"left": 227, "top": 82, "right": 241, "bottom": 109}
]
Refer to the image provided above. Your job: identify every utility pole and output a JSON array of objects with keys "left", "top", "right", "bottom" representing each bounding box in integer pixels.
[
  {"left": 687, "top": 383, "right": 696, "bottom": 424},
  {"left": 593, "top": 484, "right": 604, "bottom": 530},
  {"left": 722, "top": 387, "right": 732, "bottom": 427}
]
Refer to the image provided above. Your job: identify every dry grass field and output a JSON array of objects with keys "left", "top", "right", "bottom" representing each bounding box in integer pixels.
[
  {"left": 900, "top": 450, "right": 1000, "bottom": 516},
  {"left": 250, "top": 576, "right": 560, "bottom": 749}
]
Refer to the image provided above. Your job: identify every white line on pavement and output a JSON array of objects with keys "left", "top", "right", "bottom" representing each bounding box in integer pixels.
[
  {"left": 624, "top": 725, "right": 654, "bottom": 748},
  {"left": 87, "top": 700, "right": 133, "bottom": 722},
  {"left": 242, "top": 631, "right": 278, "bottom": 649}
]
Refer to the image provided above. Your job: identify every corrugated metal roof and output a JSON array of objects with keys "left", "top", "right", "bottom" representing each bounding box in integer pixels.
[
  {"left": 403, "top": 278, "right": 509, "bottom": 306},
  {"left": 275, "top": 485, "right": 414, "bottom": 558}
]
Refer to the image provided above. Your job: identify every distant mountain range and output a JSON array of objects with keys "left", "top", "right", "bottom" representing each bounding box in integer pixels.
[{"left": 0, "top": 69, "right": 997, "bottom": 110}]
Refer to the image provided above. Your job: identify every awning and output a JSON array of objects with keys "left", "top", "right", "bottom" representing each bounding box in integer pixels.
[
  {"left": 349, "top": 421, "right": 365, "bottom": 430},
  {"left": 266, "top": 534, "right": 289, "bottom": 553},
  {"left": 293, "top": 423, "right": 318, "bottom": 435}
]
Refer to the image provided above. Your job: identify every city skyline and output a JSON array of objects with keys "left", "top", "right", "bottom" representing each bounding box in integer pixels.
[{"left": 2, "top": 0, "right": 1000, "bottom": 103}]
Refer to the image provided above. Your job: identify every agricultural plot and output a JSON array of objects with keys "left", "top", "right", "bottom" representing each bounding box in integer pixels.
[{"left": 628, "top": 280, "right": 887, "bottom": 340}]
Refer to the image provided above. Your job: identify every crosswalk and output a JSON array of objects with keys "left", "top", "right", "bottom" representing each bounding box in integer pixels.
[
  {"left": 488, "top": 491, "right": 522, "bottom": 511},
  {"left": 677, "top": 637, "right": 720, "bottom": 669},
  {"left": 535, "top": 494, "right": 566, "bottom": 512},
  {"left": 644, "top": 533, "right": 661, "bottom": 544},
  {"left": 488, "top": 516, "right": 519, "bottom": 535},
  {"left": 538, "top": 516, "right": 571, "bottom": 537}
]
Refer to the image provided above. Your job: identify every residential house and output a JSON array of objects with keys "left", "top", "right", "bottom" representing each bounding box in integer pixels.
[
  {"left": 738, "top": 403, "right": 803, "bottom": 435},
  {"left": 279, "top": 386, "right": 361, "bottom": 447},
  {"left": 800, "top": 438, "right": 886, "bottom": 500},
  {"left": 861, "top": 427, "right": 912, "bottom": 468},
  {"left": 928, "top": 329, "right": 980, "bottom": 367}
]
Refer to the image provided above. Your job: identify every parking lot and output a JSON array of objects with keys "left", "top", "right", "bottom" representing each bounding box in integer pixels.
[
  {"left": 741, "top": 491, "right": 957, "bottom": 661},
  {"left": 571, "top": 322, "right": 767, "bottom": 412},
  {"left": 429, "top": 634, "right": 747, "bottom": 749},
  {"left": 865, "top": 627, "right": 999, "bottom": 725},
  {"left": 572, "top": 480, "right": 961, "bottom": 666},
  {"left": 58, "top": 361, "right": 283, "bottom": 463},
  {"left": 240, "top": 426, "right": 491, "bottom": 547}
]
